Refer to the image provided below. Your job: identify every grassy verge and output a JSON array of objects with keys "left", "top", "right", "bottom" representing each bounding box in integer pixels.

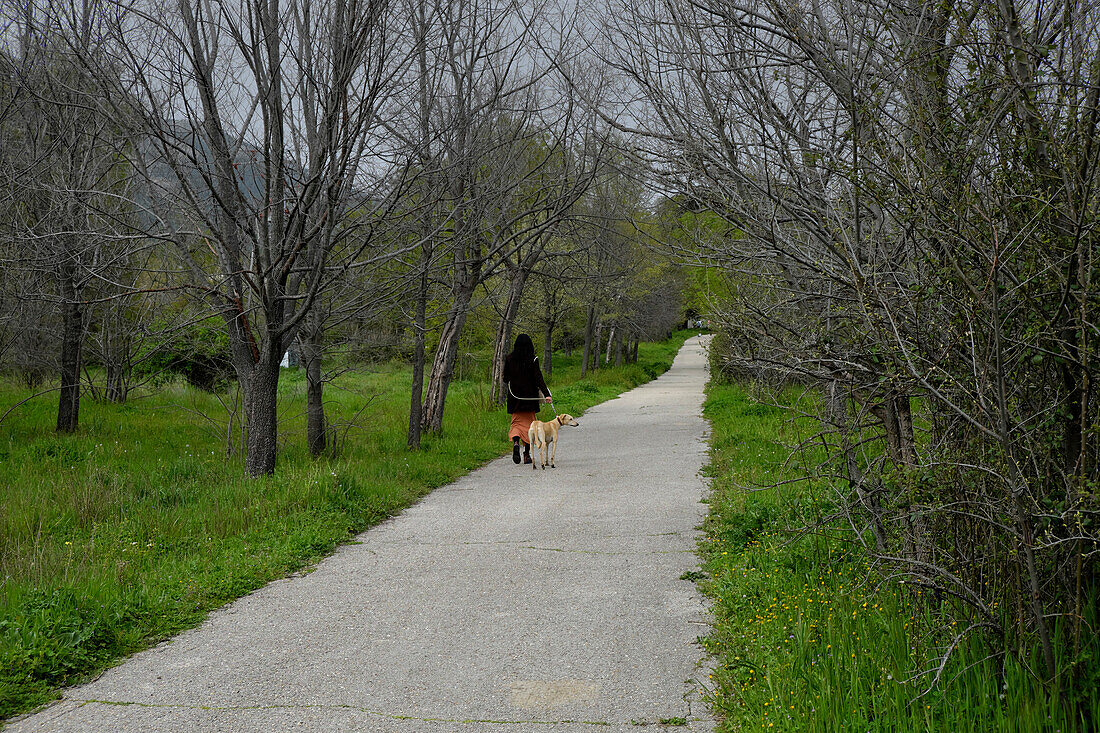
[
  {"left": 697, "top": 381, "right": 1097, "bottom": 732},
  {"left": 0, "top": 331, "right": 692, "bottom": 721}
]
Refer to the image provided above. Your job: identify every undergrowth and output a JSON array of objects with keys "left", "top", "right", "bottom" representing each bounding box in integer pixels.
[{"left": 696, "top": 381, "right": 1097, "bottom": 732}]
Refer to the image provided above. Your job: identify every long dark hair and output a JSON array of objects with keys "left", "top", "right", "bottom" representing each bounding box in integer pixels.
[{"left": 509, "top": 333, "right": 535, "bottom": 363}]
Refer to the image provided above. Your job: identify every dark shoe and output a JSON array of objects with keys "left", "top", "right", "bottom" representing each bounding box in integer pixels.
[
  {"left": 512, "top": 439, "right": 521, "bottom": 464},
  {"left": 523, "top": 455, "right": 533, "bottom": 465}
]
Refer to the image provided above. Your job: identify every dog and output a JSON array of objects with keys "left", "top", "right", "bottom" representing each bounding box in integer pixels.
[{"left": 528, "top": 413, "right": 579, "bottom": 470}]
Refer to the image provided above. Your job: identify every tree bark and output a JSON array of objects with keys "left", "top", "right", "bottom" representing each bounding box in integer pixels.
[
  {"left": 243, "top": 355, "right": 280, "bottom": 477},
  {"left": 300, "top": 320, "right": 326, "bottom": 458},
  {"left": 105, "top": 360, "right": 127, "bottom": 403},
  {"left": 581, "top": 304, "right": 596, "bottom": 376},
  {"left": 1016, "top": 497, "right": 1057, "bottom": 680},
  {"left": 490, "top": 268, "right": 529, "bottom": 405},
  {"left": 101, "top": 300, "right": 133, "bottom": 404},
  {"left": 1061, "top": 353, "right": 1084, "bottom": 475},
  {"left": 56, "top": 268, "right": 82, "bottom": 433},
  {"left": 871, "top": 392, "right": 916, "bottom": 467},
  {"left": 870, "top": 398, "right": 901, "bottom": 465},
  {"left": 407, "top": 267, "right": 429, "bottom": 449},
  {"left": 895, "top": 394, "right": 916, "bottom": 466},
  {"left": 542, "top": 319, "right": 553, "bottom": 377},
  {"left": 222, "top": 296, "right": 281, "bottom": 476},
  {"left": 422, "top": 284, "right": 475, "bottom": 433},
  {"left": 408, "top": 0, "right": 432, "bottom": 450}
]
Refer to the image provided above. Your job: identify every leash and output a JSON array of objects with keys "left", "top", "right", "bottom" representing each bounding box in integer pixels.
[
  {"left": 506, "top": 382, "right": 558, "bottom": 415},
  {"left": 505, "top": 383, "right": 580, "bottom": 430}
]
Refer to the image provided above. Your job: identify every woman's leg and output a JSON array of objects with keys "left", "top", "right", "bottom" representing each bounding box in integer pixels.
[{"left": 509, "top": 412, "right": 536, "bottom": 465}]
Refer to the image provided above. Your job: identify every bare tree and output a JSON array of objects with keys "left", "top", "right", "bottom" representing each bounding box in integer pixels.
[
  {"left": 485, "top": 129, "right": 606, "bottom": 406},
  {"left": 526, "top": 231, "right": 589, "bottom": 377},
  {"left": 0, "top": 3, "right": 140, "bottom": 432},
  {"left": 90, "top": 0, "right": 402, "bottom": 475},
  {"left": 600, "top": 0, "right": 1099, "bottom": 690},
  {"left": 404, "top": 0, "right": 599, "bottom": 434},
  {"left": 572, "top": 161, "right": 643, "bottom": 376},
  {"left": 397, "top": 0, "right": 450, "bottom": 450},
  {"left": 297, "top": 222, "right": 410, "bottom": 457}
]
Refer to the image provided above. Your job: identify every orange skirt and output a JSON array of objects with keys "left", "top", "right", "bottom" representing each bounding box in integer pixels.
[{"left": 509, "top": 411, "right": 538, "bottom": 444}]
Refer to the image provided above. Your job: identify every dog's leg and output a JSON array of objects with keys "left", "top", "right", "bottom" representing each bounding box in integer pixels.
[
  {"left": 550, "top": 435, "right": 557, "bottom": 468},
  {"left": 529, "top": 425, "right": 538, "bottom": 470}
]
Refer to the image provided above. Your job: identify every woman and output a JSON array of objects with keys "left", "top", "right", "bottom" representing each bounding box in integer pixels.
[{"left": 502, "top": 333, "right": 552, "bottom": 464}]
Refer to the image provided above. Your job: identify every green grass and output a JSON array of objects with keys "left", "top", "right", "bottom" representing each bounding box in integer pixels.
[
  {"left": 697, "top": 381, "right": 1098, "bottom": 732},
  {"left": 0, "top": 332, "right": 692, "bottom": 721}
]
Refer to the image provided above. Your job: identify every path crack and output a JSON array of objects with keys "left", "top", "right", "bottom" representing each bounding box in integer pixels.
[
  {"left": 71, "top": 699, "right": 612, "bottom": 726},
  {"left": 373, "top": 540, "right": 693, "bottom": 556}
]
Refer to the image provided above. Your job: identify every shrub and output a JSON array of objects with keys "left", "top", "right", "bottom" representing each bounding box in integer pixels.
[{"left": 135, "top": 317, "right": 233, "bottom": 392}]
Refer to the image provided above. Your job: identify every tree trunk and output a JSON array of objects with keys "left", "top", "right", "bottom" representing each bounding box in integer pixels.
[
  {"left": 490, "top": 269, "right": 529, "bottom": 405},
  {"left": 422, "top": 285, "right": 474, "bottom": 433},
  {"left": 826, "top": 379, "right": 847, "bottom": 429},
  {"left": 604, "top": 324, "right": 615, "bottom": 364},
  {"left": 870, "top": 399, "right": 900, "bottom": 464},
  {"left": 613, "top": 328, "right": 624, "bottom": 367},
  {"left": 542, "top": 319, "right": 553, "bottom": 377},
  {"left": 56, "top": 274, "right": 82, "bottom": 433},
  {"left": 839, "top": 386, "right": 887, "bottom": 554},
  {"left": 407, "top": 267, "right": 429, "bottom": 450},
  {"left": 631, "top": 339, "right": 639, "bottom": 364},
  {"left": 895, "top": 394, "right": 916, "bottom": 466},
  {"left": 300, "top": 322, "right": 326, "bottom": 458},
  {"left": 1016, "top": 497, "right": 1057, "bottom": 680},
  {"left": 243, "top": 356, "right": 280, "bottom": 477},
  {"left": 408, "top": 0, "right": 432, "bottom": 450},
  {"left": 220, "top": 292, "right": 269, "bottom": 472},
  {"left": 871, "top": 391, "right": 915, "bottom": 467},
  {"left": 102, "top": 302, "right": 131, "bottom": 404},
  {"left": 226, "top": 387, "right": 240, "bottom": 458},
  {"left": 105, "top": 359, "right": 128, "bottom": 403},
  {"left": 581, "top": 305, "right": 596, "bottom": 376},
  {"left": 1061, "top": 358, "right": 1084, "bottom": 475}
]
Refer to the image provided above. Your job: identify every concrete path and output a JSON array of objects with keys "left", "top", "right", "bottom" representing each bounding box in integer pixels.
[{"left": 9, "top": 337, "right": 715, "bottom": 732}]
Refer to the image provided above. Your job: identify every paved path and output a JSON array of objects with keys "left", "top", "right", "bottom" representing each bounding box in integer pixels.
[{"left": 10, "top": 337, "right": 715, "bottom": 732}]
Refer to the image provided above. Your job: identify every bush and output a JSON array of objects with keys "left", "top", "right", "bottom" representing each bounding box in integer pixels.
[{"left": 135, "top": 317, "right": 233, "bottom": 392}]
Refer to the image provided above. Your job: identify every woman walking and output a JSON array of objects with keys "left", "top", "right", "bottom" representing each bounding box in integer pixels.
[{"left": 502, "top": 333, "right": 552, "bottom": 464}]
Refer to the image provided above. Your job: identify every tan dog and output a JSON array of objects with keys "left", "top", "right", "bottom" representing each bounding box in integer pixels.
[{"left": 528, "top": 413, "right": 579, "bottom": 470}]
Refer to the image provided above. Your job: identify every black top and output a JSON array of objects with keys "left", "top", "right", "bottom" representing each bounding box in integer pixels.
[{"left": 502, "top": 354, "right": 549, "bottom": 414}]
